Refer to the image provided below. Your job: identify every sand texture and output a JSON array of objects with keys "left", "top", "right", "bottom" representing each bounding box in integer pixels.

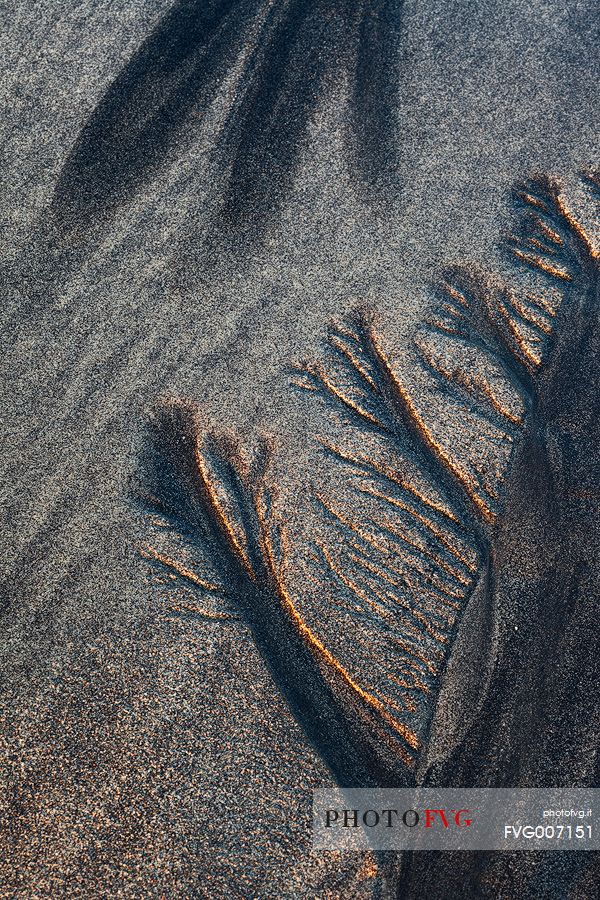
[{"left": 1, "top": 1, "right": 600, "bottom": 897}]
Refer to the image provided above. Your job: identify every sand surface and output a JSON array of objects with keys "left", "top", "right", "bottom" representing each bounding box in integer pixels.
[{"left": 1, "top": 1, "right": 599, "bottom": 897}]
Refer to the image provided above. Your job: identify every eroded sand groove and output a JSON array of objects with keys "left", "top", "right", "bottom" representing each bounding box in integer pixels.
[
  {"left": 53, "top": 0, "right": 403, "bottom": 237},
  {"left": 136, "top": 171, "right": 600, "bottom": 787}
]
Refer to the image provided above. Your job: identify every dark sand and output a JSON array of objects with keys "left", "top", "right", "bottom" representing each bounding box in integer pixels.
[{"left": 1, "top": 1, "right": 599, "bottom": 897}]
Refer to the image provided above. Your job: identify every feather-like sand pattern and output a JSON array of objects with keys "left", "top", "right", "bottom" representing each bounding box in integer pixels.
[
  {"left": 136, "top": 400, "right": 420, "bottom": 786},
  {"left": 137, "top": 172, "right": 600, "bottom": 792},
  {"left": 398, "top": 170, "right": 600, "bottom": 897}
]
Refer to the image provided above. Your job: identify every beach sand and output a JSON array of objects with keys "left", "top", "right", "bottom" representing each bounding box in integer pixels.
[{"left": 1, "top": 2, "right": 599, "bottom": 896}]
